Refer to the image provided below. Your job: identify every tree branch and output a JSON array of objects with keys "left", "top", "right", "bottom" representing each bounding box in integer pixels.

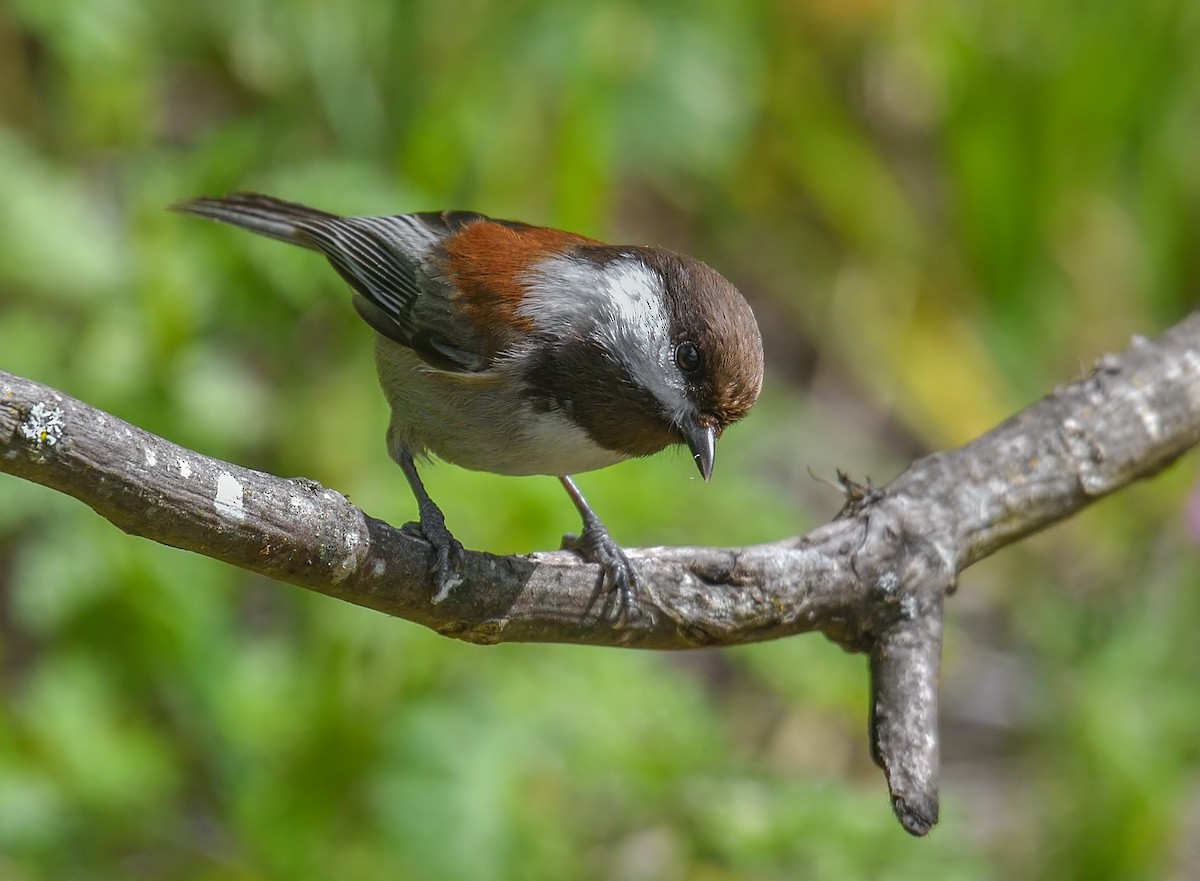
[{"left": 3, "top": 310, "right": 1198, "bottom": 835}]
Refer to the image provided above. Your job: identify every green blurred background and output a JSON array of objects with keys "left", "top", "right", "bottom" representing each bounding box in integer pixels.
[{"left": 2, "top": 0, "right": 1199, "bottom": 878}]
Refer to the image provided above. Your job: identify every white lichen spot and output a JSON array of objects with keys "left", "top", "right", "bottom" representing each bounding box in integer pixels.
[
  {"left": 18, "top": 402, "right": 65, "bottom": 448},
  {"left": 288, "top": 495, "right": 315, "bottom": 519},
  {"left": 1183, "top": 349, "right": 1200, "bottom": 384},
  {"left": 144, "top": 448, "right": 158, "bottom": 468},
  {"left": 178, "top": 458, "right": 192, "bottom": 479},
  {"left": 331, "top": 560, "right": 354, "bottom": 583},
  {"left": 332, "top": 531, "right": 361, "bottom": 584},
  {"left": 370, "top": 558, "right": 387, "bottom": 578},
  {"left": 1080, "top": 471, "right": 1109, "bottom": 496},
  {"left": 901, "top": 594, "right": 919, "bottom": 620},
  {"left": 431, "top": 572, "right": 464, "bottom": 604},
  {"left": 877, "top": 571, "right": 900, "bottom": 593},
  {"left": 214, "top": 472, "right": 245, "bottom": 521},
  {"left": 1136, "top": 402, "right": 1161, "bottom": 441}
]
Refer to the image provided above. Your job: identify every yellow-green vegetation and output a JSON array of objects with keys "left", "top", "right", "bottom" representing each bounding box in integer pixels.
[{"left": 2, "top": 1, "right": 1198, "bottom": 878}]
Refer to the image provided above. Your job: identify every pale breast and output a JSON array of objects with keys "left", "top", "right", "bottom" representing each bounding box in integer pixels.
[
  {"left": 372, "top": 340, "right": 627, "bottom": 476},
  {"left": 511, "top": 407, "right": 630, "bottom": 475}
]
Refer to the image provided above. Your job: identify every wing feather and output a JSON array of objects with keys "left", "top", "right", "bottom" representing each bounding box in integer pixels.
[{"left": 174, "top": 194, "right": 590, "bottom": 373}]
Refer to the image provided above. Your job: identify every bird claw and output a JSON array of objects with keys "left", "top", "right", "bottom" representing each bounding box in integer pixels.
[
  {"left": 404, "top": 514, "right": 464, "bottom": 602},
  {"left": 562, "top": 522, "right": 639, "bottom": 627}
]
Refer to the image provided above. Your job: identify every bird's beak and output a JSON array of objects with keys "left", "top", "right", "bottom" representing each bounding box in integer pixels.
[{"left": 681, "top": 414, "right": 717, "bottom": 482}]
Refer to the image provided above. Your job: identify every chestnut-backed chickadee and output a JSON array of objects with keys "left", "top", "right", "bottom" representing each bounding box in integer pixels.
[{"left": 174, "top": 193, "right": 764, "bottom": 621}]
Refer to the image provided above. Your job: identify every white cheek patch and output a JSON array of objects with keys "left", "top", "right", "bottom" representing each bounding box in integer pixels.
[
  {"left": 598, "top": 260, "right": 669, "bottom": 343},
  {"left": 592, "top": 261, "right": 682, "bottom": 407},
  {"left": 519, "top": 254, "right": 666, "bottom": 338},
  {"left": 520, "top": 253, "right": 688, "bottom": 416}
]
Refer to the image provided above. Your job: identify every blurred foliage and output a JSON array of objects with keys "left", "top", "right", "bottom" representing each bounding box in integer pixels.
[{"left": 1, "top": 0, "right": 1199, "bottom": 878}]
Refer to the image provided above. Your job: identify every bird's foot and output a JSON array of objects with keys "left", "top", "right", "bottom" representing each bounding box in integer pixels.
[
  {"left": 404, "top": 506, "right": 465, "bottom": 602},
  {"left": 395, "top": 449, "right": 464, "bottom": 601},
  {"left": 562, "top": 518, "right": 639, "bottom": 628}
]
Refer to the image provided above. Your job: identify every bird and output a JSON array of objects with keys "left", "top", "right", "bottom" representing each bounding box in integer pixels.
[{"left": 173, "top": 192, "right": 764, "bottom": 623}]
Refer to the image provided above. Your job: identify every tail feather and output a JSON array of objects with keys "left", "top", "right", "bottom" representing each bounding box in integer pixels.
[{"left": 171, "top": 193, "right": 342, "bottom": 250}]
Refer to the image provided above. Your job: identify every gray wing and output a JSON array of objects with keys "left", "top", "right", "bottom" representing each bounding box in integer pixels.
[
  {"left": 299, "top": 212, "right": 495, "bottom": 371},
  {"left": 174, "top": 193, "right": 492, "bottom": 372}
]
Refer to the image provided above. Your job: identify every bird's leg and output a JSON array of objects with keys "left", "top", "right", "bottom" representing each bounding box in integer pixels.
[
  {"left": 558, "top": 475, "right": 639, "bottom": 627},
  {"left": 397, "top": 449, "right": 464, "bottom": 599}
]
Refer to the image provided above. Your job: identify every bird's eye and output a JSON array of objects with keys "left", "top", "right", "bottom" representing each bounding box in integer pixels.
[{"left": 674, "top": 341, "right": 702, "bottom": 374}]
